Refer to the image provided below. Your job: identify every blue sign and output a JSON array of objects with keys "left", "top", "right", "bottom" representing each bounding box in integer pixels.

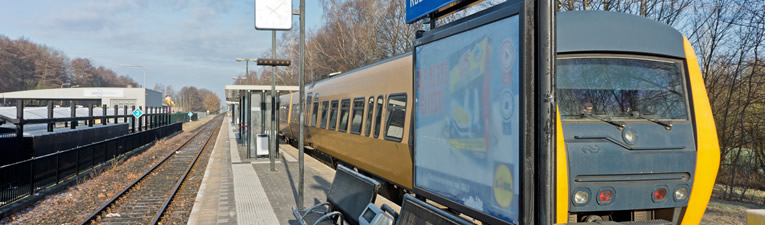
[
  {"left": 188, "top": 112, "right": 193, "bottom": 117},
  {"left": 406, "top": 0, "right": 456, "bottom": 23},
  {"left": 414, "top": 15, "right": 520, "bottom": 223},
  {"left": 132, "top": 108, "right": 143, "bottom": 118}
]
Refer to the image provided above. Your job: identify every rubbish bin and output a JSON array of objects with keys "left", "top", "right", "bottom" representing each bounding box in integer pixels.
[{"left": 256, "top": 134, "right": 269, "bottom": 157}]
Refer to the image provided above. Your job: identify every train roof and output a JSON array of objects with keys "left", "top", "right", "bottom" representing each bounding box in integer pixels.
[
  {"left": 307, "top": 53, "right": 411, "bottom": 88},
  {"left": 557, "top": 11, "right": 686, "bottom": 59}
]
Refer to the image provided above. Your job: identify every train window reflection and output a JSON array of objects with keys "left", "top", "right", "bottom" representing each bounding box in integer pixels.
[
  {"left": 365, "top": 97, "right": 374, "bottom": 136},
  {"left": 306, "top": 94, "right": 313, "bottom": 125},
  {"left": 385, "top": 94, "right": 407, "bottom": 141},
  {"left": 329, "top": 100, "right": 339, "bottom": 130},
  {"left": 351, "top": 98, "right": 364, "bottom": 134},
  {"left": 320, "top": 101, "right": 329, "bottom": 128},
  {"left": 292, "top": 103, "right": 298, "bottom": 122},
  {"left": 339, "top": 99, "right": 350, "bottom": 132},
  {"left": 557, "top": 56, "right": 689, "bottom": 120},
  {"left": 312, "top": 101, "right": 319, "bottom": 127},
  {"left": 374, "top": 95, "right": 384, "bottom": 138}
]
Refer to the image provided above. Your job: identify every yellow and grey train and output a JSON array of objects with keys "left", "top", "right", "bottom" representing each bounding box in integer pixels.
[{"left": 279, "top": 11, "right": 719, "bottom": 224}]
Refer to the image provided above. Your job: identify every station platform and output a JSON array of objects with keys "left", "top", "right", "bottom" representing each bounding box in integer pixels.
[{"left": 188, "top": 116, "right": 396, "bottom": 225}]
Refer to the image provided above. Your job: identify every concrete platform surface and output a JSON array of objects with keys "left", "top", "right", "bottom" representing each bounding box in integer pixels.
[{"left": 188, "top": 116, "right": 398, "bottom": 225}]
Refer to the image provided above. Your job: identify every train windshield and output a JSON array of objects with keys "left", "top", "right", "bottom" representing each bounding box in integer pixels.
[{"left": 557, "top": 55, "right": 689, "bottom": 120}]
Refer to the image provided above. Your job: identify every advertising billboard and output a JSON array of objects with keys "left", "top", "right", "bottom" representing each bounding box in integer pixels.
[{"left": 414, "top": 14, "right": 520, "bottom": 224}]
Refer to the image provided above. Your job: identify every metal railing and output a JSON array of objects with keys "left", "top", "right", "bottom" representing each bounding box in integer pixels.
[
  {"left": 0, "top": 100, "right": 175, "bottom": 139},
  {"left": 0, "top": 99, "right": 183, "bottom": 209}
]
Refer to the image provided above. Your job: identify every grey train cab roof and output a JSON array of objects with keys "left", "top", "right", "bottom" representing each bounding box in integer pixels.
[{"left": 557, "top": 11, "right": 686, "bottom": 59}]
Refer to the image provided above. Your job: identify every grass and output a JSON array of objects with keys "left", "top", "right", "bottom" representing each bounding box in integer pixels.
[
  {"left": 702, "top": 186, "right": 765, "bottom": 225},
  {"left": 701, "top": 199, "right": 758, "bottom": 225},
  {"left": 712, "top": 184, "right": 765, "bottom": 205}
]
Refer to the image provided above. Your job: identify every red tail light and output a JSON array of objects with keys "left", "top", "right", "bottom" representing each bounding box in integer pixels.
[
  {"left": 598, "top": 190, "right": 613, "bottom": 203},
  {"left": 654, "top": 188, "right": 667, "bottom": 201}
]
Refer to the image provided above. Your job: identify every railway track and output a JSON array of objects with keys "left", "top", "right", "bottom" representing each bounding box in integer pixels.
[{"left": 79, "top": 116, "right": 222, "bottom": 225}]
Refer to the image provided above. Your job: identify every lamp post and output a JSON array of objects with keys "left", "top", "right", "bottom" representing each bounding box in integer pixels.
[
  {"left": 235, "top": 58, "right": 257, "bottom": 85},
  {"left": 121, "top": 64, "right": 146, "bottom": 88}
]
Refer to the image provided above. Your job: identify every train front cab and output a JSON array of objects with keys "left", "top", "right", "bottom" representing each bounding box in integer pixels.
[{"left": 554, "top": 11, "right": 719, "bottom": 224}]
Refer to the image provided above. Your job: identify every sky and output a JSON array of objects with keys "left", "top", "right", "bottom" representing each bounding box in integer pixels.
[{"left": 0, "top": 0, "right": 323, "bottom": 103}]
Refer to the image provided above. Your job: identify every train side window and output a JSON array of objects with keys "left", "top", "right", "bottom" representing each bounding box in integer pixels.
[
  {"left": 320, "top": 101, "right": 329, "bottom": 128},
  {"left": 365, "top": 96, "right": 374, "bottom": 136},
  {"left": 350, "top": 97, "right": 364, "bottom": 134},
  {"left": 329, "top": 100, "right": 339, "bottom": 130},
  {"left": 292, "top": 103, "right": 298, "bottom": 122},
  {"left": 384, "top": 94, "right": 407, "bottom": 141},
  {"left": 339, "top": 99, "right": 350, "bottom": 132},
  {"left": 374, "top": 95, "right": 384, "bottom": 138},
  {"left": 312, "top": 94, "right": 319, "bottom": 127},
  {"left": 282, "top": 105, "right": 288, "bottom": 122},
  {"left": 306, "top": 94, "right": 313, "bottom": 125},
  {"left": 311, "top": 101, "right": 319, "bottom": 127}
]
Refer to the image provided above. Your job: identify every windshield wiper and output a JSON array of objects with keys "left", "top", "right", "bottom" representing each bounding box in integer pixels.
[
  {"left": 631, "top": 112, "right": 672, "bottom": 130},
  {"left": 583, "top": 113, "right": 625, "bottom": 129}
]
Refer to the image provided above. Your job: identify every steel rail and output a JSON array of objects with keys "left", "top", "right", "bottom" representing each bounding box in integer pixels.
[
  {"left": 77, "top": 116, "right": 220, "bottom": 225},
  {"left": 150, "top": 117, "right": 222, "bottom": 224}
]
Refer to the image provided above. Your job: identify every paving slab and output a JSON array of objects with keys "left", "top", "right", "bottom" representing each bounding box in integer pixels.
[{"left": 190, "top": 116, "right": 398, "bottom": 225}]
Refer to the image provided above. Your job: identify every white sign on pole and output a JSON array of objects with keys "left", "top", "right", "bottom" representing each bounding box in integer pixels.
[{"left": 255, "top": 0, "right": 292, "bottom": 30}]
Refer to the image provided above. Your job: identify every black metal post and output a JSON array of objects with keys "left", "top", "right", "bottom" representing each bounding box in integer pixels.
[
  {"left": 102, "top": 104, "right": 107, "bottom": 125},
  {"left": 47, "top": 101, "right": 54, "bottom": 132},
  {"left": 247, "top": 91, "right": 252, "bottom": 156},
  {"left": 131, "top": 106, "right": 136, "bottom": 133},
  {"left": 124, "top": 105, "right": 128, "bottom": 123},
  {"left": 114, "top": 105, "right": 118, "bottom": 124},
  {"left": 71, "top": 101, "right": 77, "bottom": 129},
  {"left": 138, "top": 106, "right": 143, "bottom": 131},
  {"left": 239, "top": 96, "right": 242, "bottom": 142},
  {"left": 147, "top": 107, "right": 151, "bottom": 129},
  {"left": 16, "top": 100, "right": 24, "bottom": 143},
  {"left": 88, "top": 105, "right": 94, "bottom": 127},
  {"left": 536, "top": 0, "right": 556, "bottom": 224}
]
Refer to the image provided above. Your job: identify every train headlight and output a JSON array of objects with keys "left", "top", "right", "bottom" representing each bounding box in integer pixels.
[
  {"left": 574, "top": 190, "right": 590, "bottom": 205},
  {"left": 622, "top": 128, "right": 636, "bottom": 145},
  {"left": 675, "top": 187, "right": 689, "bottom": 201}
]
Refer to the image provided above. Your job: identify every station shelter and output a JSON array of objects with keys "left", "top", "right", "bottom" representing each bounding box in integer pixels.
[{"left": 225, "top": 85, "right": 298, "bottom": 157}]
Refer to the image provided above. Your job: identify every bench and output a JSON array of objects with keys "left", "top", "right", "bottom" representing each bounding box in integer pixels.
[
  {"left": 293, "top": 165, "right": 381, "bottom": 225},
  {"left": 382, "top": 194, "right": 472, "bottom": 225}
]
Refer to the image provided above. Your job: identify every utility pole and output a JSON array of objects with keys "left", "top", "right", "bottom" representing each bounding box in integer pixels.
[
  {"left": 270, "top": 30, "right": 277, "bottom": 172},
  {"left": 297, "top": 0, "right": 306, "bottom": 210}
]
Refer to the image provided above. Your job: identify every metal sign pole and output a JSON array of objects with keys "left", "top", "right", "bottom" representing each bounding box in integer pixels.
[
  {"left": 297, "top": 0, "right": 305, "bottom": 210},
  {"left": 270, "top": 30, "right": 277, "bottom": 172},
  {"left": 537, "top": 0, "right": 556, "bottom": 224}
]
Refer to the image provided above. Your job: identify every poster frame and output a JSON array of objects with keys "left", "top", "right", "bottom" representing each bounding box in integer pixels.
[{"left": 410, "top": 1, "right": 535, "bottom": 224}]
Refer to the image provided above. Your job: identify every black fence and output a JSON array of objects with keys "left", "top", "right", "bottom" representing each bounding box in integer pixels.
[
  {"left": 0, "top": 122, "right": 182, "bottom": 208},
  {"left": 0, "top": 99, "right": 184, "bottom": 209}
]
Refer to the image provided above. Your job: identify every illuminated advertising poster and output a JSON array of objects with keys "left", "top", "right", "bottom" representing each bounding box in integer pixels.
[{"left": 414, "top": 15, "right": 520, "bottom": 224}]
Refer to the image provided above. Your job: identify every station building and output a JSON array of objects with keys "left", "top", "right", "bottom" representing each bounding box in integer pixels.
[{"left": 0, "top": 87, "right": 162, "bottom": 108}]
